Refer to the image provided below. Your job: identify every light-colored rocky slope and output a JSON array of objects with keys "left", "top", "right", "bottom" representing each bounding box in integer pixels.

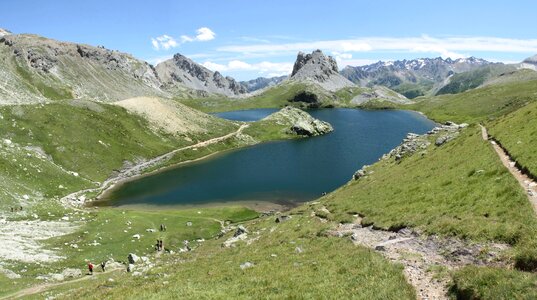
[
  {"left": 155, "top": 54, "right": 247, "bottom": 97},
  {"left": 0, "top": 32, "right": 166, "bottom": 104},
  {"left": 114, "top": 96, "right": 232, "bottom": 135}
]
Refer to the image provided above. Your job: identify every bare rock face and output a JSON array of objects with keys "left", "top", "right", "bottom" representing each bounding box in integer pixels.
[
  {"left": 264, "top": 106, "right": 333, "bottom": 136},
  {"left": 290, "top": 50, "right": 355, "bottom": 91},
  {"left": 0, "top": 33, "right": 164, "bottom": 103},
  {"left": 155, "top": 54, "right": 247, "bottom": 97}
]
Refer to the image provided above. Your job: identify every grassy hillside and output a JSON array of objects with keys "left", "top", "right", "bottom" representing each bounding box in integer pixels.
[
  {"left": 41, "top": 213, "right": 415, "bottom": 300},
  {"left": 436, "top": 64, "right": 516, "bottom": 95},
  {"left": 0, "top": 101, "right": 218, "bottom": 183},
  {"left": 410, "top": 79, "right": 537, "bottom": 123},
  {"left": 179, "top": 81, "right": 335, "bottom": 113},
  {"left": 322, "top": 126, "right": 537, "bottom": 246},
  {"left": 180, "top": 81, "right": 409, "bottom": 113},
  {"left": 451, "top": 266, "right": 537, "bottom": 299},
  {"left": 488, "top": 101, "right": 537, "bottom": 177}
]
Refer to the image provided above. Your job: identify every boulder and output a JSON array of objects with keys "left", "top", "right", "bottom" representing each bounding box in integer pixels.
[
  {"left": 263, "top": 107, "right": 333, "bottom": 137},
  {"left": 275, "top": 215, "right": 291, "bottom": 223},
  {"left": 62, "top": 268, "right": 82, "bottom": 278},
  {"left": 234, "top": 225, "right": 248, "bottom": 237},
  {"left": 128, "top": 253, "right": 139, "bottom": 264},
  {"left": 353, "top": 169, "right": 366, "bottom": 180},
  {"left": 240, "top": 262, "right": 254, "bottom": 270}
]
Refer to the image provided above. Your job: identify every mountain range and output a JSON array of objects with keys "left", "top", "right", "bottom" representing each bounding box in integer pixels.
[{"left": 1, "top": 28, "right": 537, "bottom": 106}]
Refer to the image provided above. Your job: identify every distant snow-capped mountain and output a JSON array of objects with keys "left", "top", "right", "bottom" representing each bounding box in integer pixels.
[{"left": 341, "top": 57, "right": 493, "bottom": 98}]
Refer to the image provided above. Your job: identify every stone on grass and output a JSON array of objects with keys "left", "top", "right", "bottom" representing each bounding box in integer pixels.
[
  {"left": 128, "top": 253, "right": 139, "bottom": 264},
  {"left": 240, "top": 262, "right": 254, "bottom": 270}
]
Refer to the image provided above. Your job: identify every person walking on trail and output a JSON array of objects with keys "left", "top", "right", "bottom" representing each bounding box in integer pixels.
[
  {"left": 159, "top": 239, "right": 163, "bottom": 252},
  {"left": 156, "top": 239, "right": 160, "bottom": 251},
  {"left": 101, "top": 261, "right": 106, "bottom": 272},
  {"left": 88, "top": 262, "right": 94, "bottom": 275}
]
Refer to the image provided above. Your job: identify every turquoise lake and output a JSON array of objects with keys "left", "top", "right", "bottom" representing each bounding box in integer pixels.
[{"left": 100, "top": 108, "right": 436, "bottom": 208}]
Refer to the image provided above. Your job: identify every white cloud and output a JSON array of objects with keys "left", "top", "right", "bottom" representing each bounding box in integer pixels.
[
  {"left": 151, "top": 35, "right": 178, "bottom": 51},
  {"left": 201, "top": 60, "right": 293, "bottom": 76},
  {"left": 217, "top": 36, "right": 537, "bottom": 59},
  {"left": 151, "top": 27, "right": 215, "bottom": 51},
  {"left": 195, "top": 27, "right": 216, "bottom": 41},
  {"left": 180, "top": 27, "right": 216, "bottom": 44},
  {"left": 180, "top": 35, "right": 194, "bottom": 43}
]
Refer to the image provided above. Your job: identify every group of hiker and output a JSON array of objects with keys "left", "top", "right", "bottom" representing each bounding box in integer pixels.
[
  {"left": 87, "top": 261, "right": 106, "bottom": 275},
  {"left": 86, "top": 223, "right": 168, "bottom": 275}
]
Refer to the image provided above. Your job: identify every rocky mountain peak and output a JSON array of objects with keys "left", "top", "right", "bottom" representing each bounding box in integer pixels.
[
  {"left": 290, "top": 50, "right": 354, "bottom": 91},
  {"left": 155, "top": 53, "right": 247, "bottom": 96},
  {"left": 291, "top": 49, "right": 338, "bottom": 77}
]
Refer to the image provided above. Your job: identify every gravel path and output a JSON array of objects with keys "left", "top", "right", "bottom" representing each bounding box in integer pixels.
[
  {"left": 60, "top": 124, "right": 249, "bottom": 207},
  {"left": 326, "top": 211, "right": 509, "bottom": 300},
  {"left": 480, "top": 125, "right": 537, "bottom": 213}
]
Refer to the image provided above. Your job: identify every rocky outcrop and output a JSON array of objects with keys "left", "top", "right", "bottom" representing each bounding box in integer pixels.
[
  {"left": 289, "top": 50, "right": 355, "bottom": 91},
  {"left": 263, "top": 106, "right": 333, "bottom": 136},
  {"left": 382, "top": 121, "right": 468, "bottom": 161},
  {"left": 155, "top": 54, "right": 247, "bottom": 97}
]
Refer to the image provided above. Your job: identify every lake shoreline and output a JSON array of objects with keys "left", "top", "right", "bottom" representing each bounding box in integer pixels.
[{"left": 100, "top": 108, "right": 436, "bottom": 209}]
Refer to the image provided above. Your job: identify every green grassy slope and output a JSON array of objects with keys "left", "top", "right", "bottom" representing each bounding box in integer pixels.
[
  {"left": 488, "top": 100, "right": 537, "bottom": 177},
  {"left": 436, "top": 64, "right": 516, "bottom": 95},
  {"left": 47, "top": 213, "right": 416, "bottom": 300},
  {"left": 179, "top": 81, "right": 335, "bottom": 113},
  {"left": 322, "top": 126, "right": 537, "bottom": 245},
  {"left": 409, "top": 79, "right": 537, "bottom": 123},
  {"left": 0, "top": 206, "right": 258, "bottom": 298},
  {"left": 451, "top": 266, "right": 537, "bottom": 299},
  {"left": 0, "top": 102, "right": 220, "bottom": 183}
]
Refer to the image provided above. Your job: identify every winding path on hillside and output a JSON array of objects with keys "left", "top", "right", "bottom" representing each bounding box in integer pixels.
[
  {"left": 480, "top": 125, "right": 537, "bottom": 213},
  {"left": 60, "top": 123, "right": 250, "bottom": 207},
  {"left": 0, "top": 267, "right": 122, "bottom": 300}
]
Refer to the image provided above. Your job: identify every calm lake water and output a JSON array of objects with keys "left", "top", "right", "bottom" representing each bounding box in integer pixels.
[{"left": 100, "top": 108, "right": 436, "bottom": 208}]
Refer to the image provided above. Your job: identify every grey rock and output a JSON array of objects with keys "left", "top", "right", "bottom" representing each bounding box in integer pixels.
[
  {"left": 375, "top": 245, "right": 386, "bottom": 251},
  {"left": 264, "top": 106, "right": 333, "bottom": 137},
  {"left": 62, "top": 268, "right": 82, "bottom": 278},
  {"left": 155, "top": 53, "right": 247, "bottom": 97},
  {"left": 127, "top": 253, "right": 139, "bottom": 264},
  {"left": 240, "top": 262, "right": 254, "bottom": 270},
  {"left": 353, "top": 169, "right": 366, "bottom": 180},
  {"left": 234, "top": 225, "right": 248, "bottom": 237},
  {"left": 275, "top": 215, "right": 291, "bottom": 223},
  {"left": 290, "top": 50, "right": 355, "bottom": 91}
]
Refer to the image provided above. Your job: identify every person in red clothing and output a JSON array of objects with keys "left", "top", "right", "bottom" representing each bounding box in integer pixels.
[{"left": 88, "top": 262, "right": 94, "bottom": 275}]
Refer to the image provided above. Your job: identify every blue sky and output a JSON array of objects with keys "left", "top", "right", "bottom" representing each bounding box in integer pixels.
[{"left": 2, "top": 0, "right": 537, "bottom": 80}]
